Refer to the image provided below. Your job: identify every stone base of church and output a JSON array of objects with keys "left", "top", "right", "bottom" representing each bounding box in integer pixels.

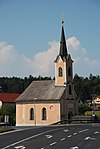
[{"left": 16, "top": 123, "right": 49, "bottom": 126}]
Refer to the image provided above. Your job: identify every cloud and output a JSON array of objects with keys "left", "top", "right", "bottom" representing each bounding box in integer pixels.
[
  {"left": 0, "top": 37, "right": 100, "bottom": 78},
  {"left": 67, "top": 36, "right": 80, "bottom": 50},
  {"left": 32, "top": 41, "right": 58, "bottom": 76},
  {"left": 0, "top": 41, "right": 33, "bottom": 77},
  {"left": 0, "top": 41, "right": 16, "bottom": 62},
  {"left": 66, "top": 36, "right": 100, "bottom": 76}
]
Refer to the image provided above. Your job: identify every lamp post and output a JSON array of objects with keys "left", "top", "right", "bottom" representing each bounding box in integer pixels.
[
  {"left": 34, "top": 98, "right": 37, "bottom": 126},
  {"left": 92, "top": 94, "right": 96, "bottom": 117}
]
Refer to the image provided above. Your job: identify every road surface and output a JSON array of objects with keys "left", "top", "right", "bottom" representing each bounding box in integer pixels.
[{"left": 0, "top": 124, "right": 100, "bottom": 149}]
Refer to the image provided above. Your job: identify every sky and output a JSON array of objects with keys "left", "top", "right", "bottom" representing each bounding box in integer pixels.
[{"left": 0, "top": 0, "right": 100, "bottom": 78}]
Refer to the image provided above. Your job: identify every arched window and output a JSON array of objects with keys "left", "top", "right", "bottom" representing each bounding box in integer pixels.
[
  {"left": 58, "top": 67, "right": 63, "bottom": 77},
  {"left": 42, "top": 107, "right": 47, "bottom": 120},
  {"left": 69, "top": 85, "right": 72, "bottom": 95},
  {"left": 30, "top": 108, "right": 34, "bottom": 120},
  {"left": 68, "top": 67, "right": 71, "bottom": 77}
]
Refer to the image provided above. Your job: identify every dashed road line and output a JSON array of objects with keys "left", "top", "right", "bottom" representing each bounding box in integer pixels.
[
  {"left": 68, "top": 135, "right": 72, "bottom": 138},
  {"left": 79, "top": 129, "right": 89, "bottom": 133},
  {"left": 60, "top": 138, "right": 66, "bottom": 141},
  {"left": 73, "top": 132, "right": 77, "bottom": 136},
  {"left": 94, "top": 131, "right": 100, "bottom": 134},
  {"left": 84, "top": 136, "right": 96, "bottom": 140},
  {"left": 50, "top": 142, "right": 57, "bottom": 146},
  {"left": 70, "top": 146, "right": 79, "bottom": 149}
]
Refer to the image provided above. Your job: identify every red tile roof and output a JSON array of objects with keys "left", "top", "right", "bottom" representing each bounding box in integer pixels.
[
  {"left": 0, "top": 93, "right": 20, "bottom": 103},
  {"left": 96, "top": 96, "right": 100, "bottom": 99}
]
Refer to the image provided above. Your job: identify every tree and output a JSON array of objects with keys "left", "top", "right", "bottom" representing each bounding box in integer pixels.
[
  {"left": 74, "top": 74, "right": 100, "bottom": 102},
  {"left": 0, "top": 103, "right": 16, "bottom": 125}
]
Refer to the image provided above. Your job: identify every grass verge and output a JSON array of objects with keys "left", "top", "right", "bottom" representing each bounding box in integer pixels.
[{"left": 0, "top": 126, "right": 14, "bottom": 133}]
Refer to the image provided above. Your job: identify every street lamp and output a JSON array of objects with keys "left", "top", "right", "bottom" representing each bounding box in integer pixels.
[
  {"left": 92, "top": 94, "right": 96, "bottom": 116},
  {"left": 34, "top": 98, "right": 37, "bottom": 126}
]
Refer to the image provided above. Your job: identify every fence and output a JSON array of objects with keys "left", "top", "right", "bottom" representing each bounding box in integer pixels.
[{"left": 53, "top": 115, "right": 100, "bottom": 125}]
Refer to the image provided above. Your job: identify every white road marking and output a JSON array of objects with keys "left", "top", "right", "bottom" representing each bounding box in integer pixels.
[
  {"left": 68, "top": 135, "right": 72, "bottom": 138},
  {"left": 84, "top": 136, "right": 96, "bottom": 140},
  {"left": 45, "top": 135, "right": 53, "bottom": 138},
  {"left": 84, "top": 137, "right": 90, "bottom": 140},
  {"left": 0, "top": 129, "right": 24, "bottom": 136},
  {"left": 64, "top": 129, "right": 69, "bottom": 132},
  {"left": 14, "top": 146, "right": 26, "bottom": 149},
  {"left": 60, "top": 138, "right": 65, "bottom": 141},
  {"left": 94, "top": 131, "right": 100, "bottom": 134},
  {"left": 90, "top": 137, "right": 96, "bottom": 140},
  {"left": 2, "top": 128, "right": 63, "bottom": 149},
  {"left": 73, "top": 133, "right": 77, "bottom": 136},
  {"left": 50, "top": 142, "right": 57, "bottom": 146},
  {"left": 79, "top": 129, "right": 89, "bottom": 133},
  {"left": 70, "top": 146, "right": 79, "bottom": 149}
]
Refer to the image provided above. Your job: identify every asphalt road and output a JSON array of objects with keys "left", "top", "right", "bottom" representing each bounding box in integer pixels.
[{"left": 0, "top": 124, "right": 100, "bottom": 149}]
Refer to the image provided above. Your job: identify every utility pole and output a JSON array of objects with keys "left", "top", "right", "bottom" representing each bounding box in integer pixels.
[{"left": 92, "top": 94, "right": 96, "bottom": 116}]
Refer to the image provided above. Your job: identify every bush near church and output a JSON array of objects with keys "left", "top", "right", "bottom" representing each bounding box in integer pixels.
[{"left": 85, "top": 111, "right": 100, "bottom": 117}]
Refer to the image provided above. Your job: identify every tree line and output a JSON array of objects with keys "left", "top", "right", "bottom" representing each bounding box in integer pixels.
[
  {"left": 0, "top": 75, "right": 52, "bottom": 93},
  {"left": 0, "top": 73, "right": 100, "bottom": 102},
  {"left": 74, "top": 73, "right": 100, "bottom": 102}
]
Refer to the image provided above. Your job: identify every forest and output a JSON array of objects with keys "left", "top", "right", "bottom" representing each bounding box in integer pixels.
[
  {"left": 74, "top": 73, "right": 100, "bottom": 102},
  {"left": 0, "top": 73, "right": 100, "bottom": 102}
]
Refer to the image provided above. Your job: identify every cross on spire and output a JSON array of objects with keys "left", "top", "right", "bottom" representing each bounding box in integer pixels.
[{"left": 61, "top": 13, "right": 64, "bottom": 26}]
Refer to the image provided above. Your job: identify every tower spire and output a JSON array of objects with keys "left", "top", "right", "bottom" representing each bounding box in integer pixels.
[{"left": 59, "top": 16, "right": 68, "bottom": 59}]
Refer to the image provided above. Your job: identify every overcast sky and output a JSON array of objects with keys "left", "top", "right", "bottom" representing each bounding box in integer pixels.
[{"left": 0, "top": 0, "right": 100, "bottom": 78}]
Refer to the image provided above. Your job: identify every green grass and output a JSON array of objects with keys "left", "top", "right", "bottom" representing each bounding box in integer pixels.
[
  {"left": 85, "top": 111, "right": 100, "bottom": 117},
  {"left": 0, "top": 126, "right": 14, "bottom": 133}
]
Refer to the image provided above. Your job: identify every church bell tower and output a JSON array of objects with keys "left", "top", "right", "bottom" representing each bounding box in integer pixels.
[{"left": 54, "top": 20, "right": 73, "bottom": 87}]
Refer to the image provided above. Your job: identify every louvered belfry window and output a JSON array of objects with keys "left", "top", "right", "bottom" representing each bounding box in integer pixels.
[
  {"left": 68, "top": 67, "right": 71, "bottom": 77},
  {"left": 58, "top": 67, "right": 63, "bottom": 77}
]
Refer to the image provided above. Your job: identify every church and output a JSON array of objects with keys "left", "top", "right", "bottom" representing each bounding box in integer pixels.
[{"left": 16, "top": 20, "right": 78, "bottom": 126}]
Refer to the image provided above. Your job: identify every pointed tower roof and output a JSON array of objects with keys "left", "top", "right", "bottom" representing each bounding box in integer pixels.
[{"left": 59, "top": 20, "right": 68, "bottom": 58}]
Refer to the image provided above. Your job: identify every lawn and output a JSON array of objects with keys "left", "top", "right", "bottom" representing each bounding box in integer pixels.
[
  {"left": 85, "top": 110, "right": 100, "bottom": 117},
  {"left": 0, "top": 126, "right": 14, "bottom": 133}
]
